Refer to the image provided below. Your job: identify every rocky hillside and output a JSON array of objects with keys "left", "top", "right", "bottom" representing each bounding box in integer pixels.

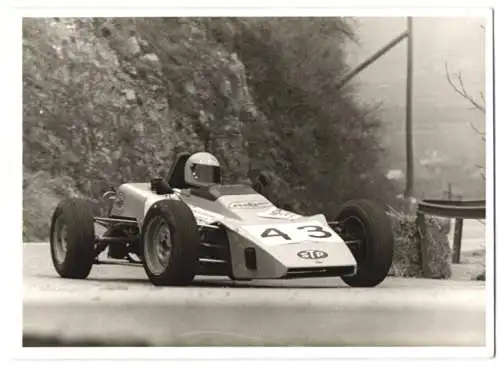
[{"left": 23, "top": 17, "right": 398, "bottom": 240}]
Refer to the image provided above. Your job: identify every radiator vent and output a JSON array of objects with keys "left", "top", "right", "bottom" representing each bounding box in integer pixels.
[{"left": 244, "top": 247, "right": 257, "bottom": 270}]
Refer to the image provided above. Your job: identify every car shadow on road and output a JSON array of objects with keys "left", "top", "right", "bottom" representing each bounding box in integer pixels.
[
  {"left": 192, "top": 279, "right": 343, "bottom": 289},
  {"left": 33, "top": 274, "right": 342, "bottom": 289}
]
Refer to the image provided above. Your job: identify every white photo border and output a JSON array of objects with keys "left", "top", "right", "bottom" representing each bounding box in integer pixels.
[{"left": 2, "top": 1, "right": 496, "bottom": 363}]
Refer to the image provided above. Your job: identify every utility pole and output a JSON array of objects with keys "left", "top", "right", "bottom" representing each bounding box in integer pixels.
[
  {"left": 404, "top": 16, "right": 414, "bottom": 199},
  {"left": 336, "top": 18, "right": 416, "bottom": 203},
  {"left": 335, "top": 30, "right": 409, "bottom": 89}
]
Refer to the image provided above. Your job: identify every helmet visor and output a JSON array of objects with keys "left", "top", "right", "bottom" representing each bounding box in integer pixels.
[{"left": 191, "top": 164, "right": 221, "bottom": 184}]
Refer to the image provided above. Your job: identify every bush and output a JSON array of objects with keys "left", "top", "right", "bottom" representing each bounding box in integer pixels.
[
  {"left": 475, "top": 271, "right": 485, "bottom": 281},
  {"left": 220, "top": 17, "right": 398, "bottom": 214},
  {"left": 388, "top": 209, "right": 452, "bottom": 279}
]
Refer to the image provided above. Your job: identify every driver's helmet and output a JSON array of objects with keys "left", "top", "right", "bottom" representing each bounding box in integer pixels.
[{"left": 184, "top": 152, "right": 221, "bottom": 186}]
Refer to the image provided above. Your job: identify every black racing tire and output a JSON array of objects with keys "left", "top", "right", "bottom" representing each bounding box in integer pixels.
[
  {"left": 335, "top": 199, "right": 394, "bottom": 287},
  {"left": 50, "top": 198, "right": 97, "bottom": 279},
  {"left": 141, "top": 199, "right": 200, "bottom": 286}
]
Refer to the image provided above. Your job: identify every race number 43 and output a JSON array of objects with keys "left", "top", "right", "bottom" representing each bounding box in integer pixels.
[{"left": 245, "top": 222, "right": 336, "bottom": 245}]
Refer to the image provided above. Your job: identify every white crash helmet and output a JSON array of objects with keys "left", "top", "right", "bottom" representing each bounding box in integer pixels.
[{"left": 184, "top": 152, "right": 221, "bottom": 186}]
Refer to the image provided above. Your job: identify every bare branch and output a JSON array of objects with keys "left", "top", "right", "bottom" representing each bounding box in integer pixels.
[
  {"left": 469, "top": 121, "right": 486, "bottom": 141},
  {"left": 445, "top": 62, "right": 485, "bottom": 113}
]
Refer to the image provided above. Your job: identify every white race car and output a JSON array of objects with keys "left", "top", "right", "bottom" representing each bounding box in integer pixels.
[{"left": 50, "top": 152, "right": 394, "bottom": 287}]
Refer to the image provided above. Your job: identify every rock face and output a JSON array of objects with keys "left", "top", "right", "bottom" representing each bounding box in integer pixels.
[
  {"left": 138, "top": 53, "right": 161, "bottom": 68},
  {"left": 126, "top": 36, "right": 141, "bottom": 56},
  {"left": 23, "top": 170, "right": 82, "bottom": 241},
  {"left": 122, "top": 88, "right": 136, "bottom": 102},
  {"left": 23, "top": 18, "right": 266, "bottom": 235},
  {"left": 389, "top": 212, "right": 452, "bottom": 279}
]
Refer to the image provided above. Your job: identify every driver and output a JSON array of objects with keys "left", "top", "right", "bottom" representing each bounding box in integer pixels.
[{"left": 184, "top": 152, "right": 222, "bottom": 187}]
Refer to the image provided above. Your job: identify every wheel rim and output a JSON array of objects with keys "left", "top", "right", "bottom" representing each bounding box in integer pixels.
[
  {"left": 53, "top": 216, "right": 69, "bottom": 264},
  {"left": 342, "top": 216, "right": 368, "bottom": 263},
  {"left": 144, "top": 217, "right": 173, "bottom": 275}
]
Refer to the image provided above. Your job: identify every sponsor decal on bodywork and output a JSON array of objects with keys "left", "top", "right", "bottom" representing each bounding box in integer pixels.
[
  {"left": 228, "top": 201, "right": 273, "bottom": 210},
  {"left": 297, "top": 249, "right": 328, "bottom": 260},
  {"left": 257, "top": 207, "right": 301, "bottom": 221},
  {"left": 189, "top": 205, "right": 224, "bottom": 226}
]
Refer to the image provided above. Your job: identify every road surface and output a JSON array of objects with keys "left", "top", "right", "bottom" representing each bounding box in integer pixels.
[{"left": 23, "top": 242, "right": 486, "bottom": 347}]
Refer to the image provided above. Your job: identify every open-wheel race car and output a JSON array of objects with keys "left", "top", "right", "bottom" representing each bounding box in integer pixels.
[{"left": 50, "top": 152, "right": 394, "bottom": 287}]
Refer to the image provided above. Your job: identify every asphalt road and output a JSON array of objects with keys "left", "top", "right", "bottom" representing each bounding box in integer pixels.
[{"left": 23, "top": 243, "right": 486, "bottom": 347}]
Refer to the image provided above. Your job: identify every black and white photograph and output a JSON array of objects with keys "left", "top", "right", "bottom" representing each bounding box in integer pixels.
[{"left": 5, "top": 1, "right": 496, "bottom": 363}]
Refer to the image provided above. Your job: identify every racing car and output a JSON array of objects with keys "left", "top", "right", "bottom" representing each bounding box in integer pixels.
[{"left": 50, "top": 152, "right": 394, "bottom": 287}]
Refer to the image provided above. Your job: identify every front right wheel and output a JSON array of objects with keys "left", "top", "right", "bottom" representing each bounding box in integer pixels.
[{"left": 336, "top": 199, "right": 394, "bottom": 287}]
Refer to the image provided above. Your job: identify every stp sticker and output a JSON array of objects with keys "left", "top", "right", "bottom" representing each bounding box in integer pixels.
[{"left": 297, "top": 250, "right": 328, "bottom": 260}]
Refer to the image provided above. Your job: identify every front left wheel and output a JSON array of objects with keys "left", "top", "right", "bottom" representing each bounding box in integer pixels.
[
  {"left": 335, "top": 199, "right": 394, "bottom": 287},
  {"left": 141, "top": 200, "right": 201, "bottom": 286}
]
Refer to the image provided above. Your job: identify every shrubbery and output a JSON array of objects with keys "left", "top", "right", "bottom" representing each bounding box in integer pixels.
[{"left": 388, "top": 210, "right": 451, "bottom": 278}]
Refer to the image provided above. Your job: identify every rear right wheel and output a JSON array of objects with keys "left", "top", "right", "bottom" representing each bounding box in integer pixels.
[{"left": 50, "top": 198, "right": 97, "bottom": 279}]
